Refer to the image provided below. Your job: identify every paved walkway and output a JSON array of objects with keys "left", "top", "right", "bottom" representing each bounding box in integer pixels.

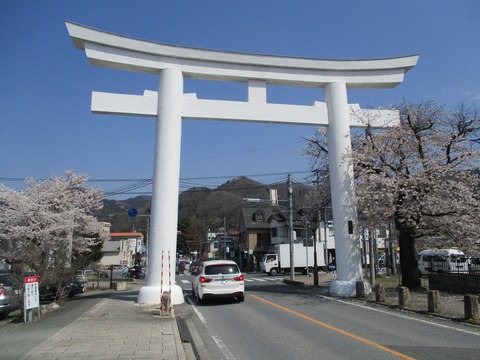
[{"left": 19, "top": 290, "right": 186, "bottom": 360}]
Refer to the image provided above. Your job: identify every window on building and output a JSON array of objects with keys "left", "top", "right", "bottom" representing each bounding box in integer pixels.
[
  {"left": 257, "top": 233, "right": 270, "bottom": 246},
  {"left": 377, "top": 227, "right": 387, "bottom": 238},
  {"left": 254, "top": 210, "right": 265, "bottom": 222},
  {"left": 279, "top": 226, "right": 288, "bottom": 237}
]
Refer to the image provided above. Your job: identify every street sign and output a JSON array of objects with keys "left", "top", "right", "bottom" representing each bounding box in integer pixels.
[
  {"left": 128, "top": 208, "right": 137, "bottom": 218},
  {"left": 24, "top": 276, "right": 39, "bottom": 310},
  {"left": 126, "top": 239, "right": 137, "bottom": 251}
]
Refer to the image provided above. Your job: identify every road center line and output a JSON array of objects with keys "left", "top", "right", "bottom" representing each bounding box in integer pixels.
[{"left": 250, "top": 294, "right": 415, "bottom": 360}]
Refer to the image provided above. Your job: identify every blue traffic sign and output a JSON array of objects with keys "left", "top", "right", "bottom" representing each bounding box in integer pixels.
[{"left": 128, "top": 208, "right": 138, "bottom": 218}]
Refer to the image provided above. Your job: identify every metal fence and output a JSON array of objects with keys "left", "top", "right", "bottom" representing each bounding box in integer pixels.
[{"left": 421, "top": 256, "right": 480, "bottom": 276}]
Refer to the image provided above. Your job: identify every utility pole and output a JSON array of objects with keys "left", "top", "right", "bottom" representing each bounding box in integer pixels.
[
  {"left": 223, "top": 217, "right": 227, "bottom": 260},
  {"left": 304, "top": 215, "right": 309, "bottom": 285},
  {"left": 313, "top": 171, "right": 321, "bottom": 287},
  {"left": 313, "top": 211, "right": 319, "bottom": 287},
  {"left": 389, "top": 220, "right": 396, "bottom": 275},
  {"left": 288, "top": 174, "right": 295, "bottom": 280}
]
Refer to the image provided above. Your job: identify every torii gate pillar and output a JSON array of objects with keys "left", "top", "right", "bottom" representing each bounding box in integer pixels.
[
  {"left": 139, "top": 68, "right": 184, "bottom": 304},
  {"left": 66, "top": 21, "right": 418, "bottom": 303},
  {"left": 325, "top": 82, "right": 364, "bottom": 294}
]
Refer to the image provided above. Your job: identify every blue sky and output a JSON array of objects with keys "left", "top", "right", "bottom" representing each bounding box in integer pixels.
[{"left": 1, "top": 1, "right": 479, "bottom": 199}]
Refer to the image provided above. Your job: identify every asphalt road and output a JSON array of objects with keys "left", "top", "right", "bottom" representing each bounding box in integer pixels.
[
  {"left": 178, "top": 273, "right": 480, "bottom": 360},
  {"left": 3, "top": 274, "right": 479, "bottom": 360}
]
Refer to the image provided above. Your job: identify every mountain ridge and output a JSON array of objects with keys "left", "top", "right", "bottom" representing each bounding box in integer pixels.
[{"left": 95, "top": 176, "right": 313, "bottom": 238}]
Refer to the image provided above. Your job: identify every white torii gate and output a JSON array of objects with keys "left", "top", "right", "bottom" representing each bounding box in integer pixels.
[{"left": 66, "top": 21, "right": 418, "bottom": 304}]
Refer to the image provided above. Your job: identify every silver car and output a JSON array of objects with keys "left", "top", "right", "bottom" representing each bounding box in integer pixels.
[
  {"left": 0, "top": 272, "right": 23, "bottom": 319},
  {"left": 191, "top": 260, "right": 245, "bottom": 304},
  {"left": 107, "top": 264, "right": 129, "bottom": 278}
]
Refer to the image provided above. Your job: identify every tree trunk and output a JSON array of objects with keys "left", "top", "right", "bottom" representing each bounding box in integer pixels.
[{"left": 396, "top": 221, "right": 422, "bottom": 290}]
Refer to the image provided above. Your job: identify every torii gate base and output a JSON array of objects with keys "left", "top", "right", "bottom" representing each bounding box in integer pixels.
[
  {"left": 141, "top": 286, "right": 183, "bottom": 306},
  {"left": 331, "top": 280, "right": 373, "bottom": 297},
  {"left": 66, "top": 21, "right": 417, "bottom": 303}
]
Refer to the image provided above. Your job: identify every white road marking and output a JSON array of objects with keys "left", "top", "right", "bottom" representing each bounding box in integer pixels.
[
  {"left": 313, "top": 292, "right": 480, "bottom": 337},
  {"left": 192, "top": 305, "right": 237, "bottom": 360}
]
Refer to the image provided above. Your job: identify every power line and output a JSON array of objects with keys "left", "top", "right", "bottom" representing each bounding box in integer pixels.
[
  {"left": 0, "top": 170, "right": 316, "bottom": 198},
  {"left": 0, "top": 170, "right": 310, "bottom": 184}
]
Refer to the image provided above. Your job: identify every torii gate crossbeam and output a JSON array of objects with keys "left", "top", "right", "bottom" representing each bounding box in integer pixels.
[{"left": 66, "top": 21, "right": 418, "bottom": 304}]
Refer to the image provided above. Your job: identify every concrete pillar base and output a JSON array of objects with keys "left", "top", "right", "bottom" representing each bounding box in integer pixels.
[
  {"left": 428, "top": 290, "right": 441, "bottom": 313},
  {"left": 330, "top": 279, "right": 371, "bottom": 297},
  {"left": 137, "top": 285, "right": 184, "bottom": 305},
  {"left": 464, "top": 295, "right": 479, "bottom": 320},
  {"left": 112, "top": 282, "right": 126, "bottom": 291},
  {"left": 356, "top": 281, "right": 366, "bottom": 298},
  {"left": 375, "top": 283, "right": 386, "bottom": 302},
  {"left": 399, "top": 286, "right": 410, "bottom": 308}
]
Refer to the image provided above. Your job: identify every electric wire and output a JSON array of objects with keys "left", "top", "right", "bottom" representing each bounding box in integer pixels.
[{"left": 0, "top": 170, "right": 316, "bottom": 198}]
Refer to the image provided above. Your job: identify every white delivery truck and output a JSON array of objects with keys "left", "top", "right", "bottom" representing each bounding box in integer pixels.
[
  {"left": 260, "top": 243, "right": 325, "bottom": 276},
  {"left": 417, "top": 248, "right": 468, "bottom": 275}
]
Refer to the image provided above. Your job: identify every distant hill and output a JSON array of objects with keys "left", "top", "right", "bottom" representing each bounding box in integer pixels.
[{"left": 95, "top": 176, "right": 313, "bottom": 238}]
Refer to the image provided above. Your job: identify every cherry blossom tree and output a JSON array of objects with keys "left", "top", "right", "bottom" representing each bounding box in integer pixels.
[
  {"left": 0, "top": 171, "right": 105, "bottom": 287},
  {"left": 305, "top": 100, "right": 480, "bottom": 289}
]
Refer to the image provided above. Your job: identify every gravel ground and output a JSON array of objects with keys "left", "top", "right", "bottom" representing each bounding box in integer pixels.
[
  {"left": 289, "top": 273, "right": 480, "bottom": 326},
  {"left": 364, "top": 286, "right": 480, "bottom": 325}
]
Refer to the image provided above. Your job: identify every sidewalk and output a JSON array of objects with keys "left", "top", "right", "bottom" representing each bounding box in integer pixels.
[{"left": 19, "top": 286, "right": 187, "bottom": 360}]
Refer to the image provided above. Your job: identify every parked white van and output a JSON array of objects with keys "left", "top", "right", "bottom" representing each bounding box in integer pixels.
[{"left": 417, "top": 248, "right": 468, "bottom": 276}]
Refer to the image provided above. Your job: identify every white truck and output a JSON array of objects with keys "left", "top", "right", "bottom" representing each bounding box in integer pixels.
[
  {"left": 417, "top": 248, "right": 468, "bottom": 275},
  {"left": 260, "top": 243, "right": 325, "bottom": 276}
]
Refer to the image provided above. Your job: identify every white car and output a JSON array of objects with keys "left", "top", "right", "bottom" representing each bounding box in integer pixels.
[{"left": 191, "top": 260, "right": 244, "bottom": 304}]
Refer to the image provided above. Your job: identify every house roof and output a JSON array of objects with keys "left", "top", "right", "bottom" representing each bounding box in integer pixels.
[
  {"left": 267, "top": 211, "right": 303, "bottom": 224},
  {"left": 240, "top": 207, "right": 274, "bottom": 230},
  {"left": 268, "top": 212, "right": 288, "bottom": 223},
  {"left": 109, "top": 232, "right": 144, "bottom": 238}
]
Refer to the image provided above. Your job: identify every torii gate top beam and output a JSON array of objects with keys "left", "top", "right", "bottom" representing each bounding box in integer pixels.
[{"left": 66, "top": 21, "right": 418, "bottom": 89}]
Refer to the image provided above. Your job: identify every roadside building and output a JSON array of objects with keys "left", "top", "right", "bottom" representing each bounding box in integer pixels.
[
  {"left": 238, "top": 206, "right": 275, "bottom": 272},
  {"left": 239, "top": 204, "right": 338, "bottom": 272},
  {"left": 209, "top": 230, "right": 239, "bottom": 262},
  {"left": 102, "top": 232, "right": 144, "bottom": 267}
]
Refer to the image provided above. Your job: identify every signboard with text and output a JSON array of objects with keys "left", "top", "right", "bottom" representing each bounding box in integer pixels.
[{"left": 24, "top": 276, "right": 39, "bottom": 310}]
